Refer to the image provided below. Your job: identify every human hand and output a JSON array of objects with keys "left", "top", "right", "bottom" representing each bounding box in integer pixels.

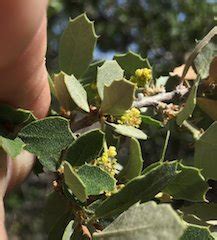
[{"left": 0, "top": 1, "right": 50, "bottom": 239}]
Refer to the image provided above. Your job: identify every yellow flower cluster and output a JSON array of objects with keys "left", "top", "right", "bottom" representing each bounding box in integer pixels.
[
  {"left": 130, "top": 68, "right": 152, "bottom": 87},
  {"left": 118, "top": 107, "right": 142, "bottom": 128},
  {"left": 95, "top": 146, "right": 118, "bottom": 177}
]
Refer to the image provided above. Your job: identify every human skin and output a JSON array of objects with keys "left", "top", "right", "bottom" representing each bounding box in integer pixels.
[{"left": 0, "top": 1, "right": 50, "bottom": 239}]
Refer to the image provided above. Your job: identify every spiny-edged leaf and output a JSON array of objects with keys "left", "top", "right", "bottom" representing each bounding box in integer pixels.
[
  {"left": 77, "top": 164, "right": 116, "bottom": 196},
  {"left": 54, "top": 72, "right": 89, "bottom": 112},
  {"left": 64, "top": 161, "right": 87, "bottom": 202},
  {"left": 53, "top": 72, "right": 75, "bottom": 111},
  {"left": 197, "top": 97, "right": 217, "bottom": 120},
  {"left": 142, "top": 162, "right": 161, "bottom": 175},
  {"left": 48, "top": 212, "right": 73, "bottom": 240},
  {"left": 0, "top": 137, "right": 25, "bottom": 158},
  {"left": 64, "top": 73, "right": 90, "bottom": 112},
  {"left": 119, "top": 138, "right": 143, "bottom": 181},
  {"left": 108, "top": 123, "right": 147, "bottom": 140},
  {"left": 80, "top": 60, "right": 104, "bottom": 85},
  {"left": 101, "top": 79, "right": 135, "bottom": 115},
  {"left": 141, "top": 115, "right": 163, "bottom": 128},
  {"left": 44, "top": 191, "right": 71, "bottom": 233},
  {"left": 180, "top": 225, "right": 214, "bottom": 240},
  {"left": 176, "top": 77, "right": 200, "bottom": 126},
  {"left": 65, "top": 129, "right": 104, "bottom": 166},
  {"left": 62, "top": 220, "right": 74, "bottom": 240},
  {"left": 97, "top": 60, "right": 124, "bottom": 99},
  {"left": 113, "top": 51, "right": 151, "bottom": 78},
  {"left": 94, "top": 202, "right": 186, "bottom": 240},
  {"left": 95, "top": 161, "right": 179, "bottom": 218},
  {"left": 194, "top": 42, "right": 217, "bottom": 79},
  {"left": 181, "top": 203, "right": 217, "bottom": 223},
  {"left": 0, "top": 104, "right": 36, "bottom": 137},
  {"left": 194, "top": 121, "right": 217, "bottom": 180},
  {"left": 19, "top": 117, "right": 75, "bottom": 172},
  {"left": 59, "top": 13, "right": 97, "bottom": 78},
  {"left": 164, "top": 163, "right": 209, "bottom": 202}
]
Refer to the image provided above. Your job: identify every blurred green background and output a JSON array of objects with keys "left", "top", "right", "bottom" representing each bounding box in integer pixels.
[{"left": 6, "top": 0, "right": 216, "bottom": 239}]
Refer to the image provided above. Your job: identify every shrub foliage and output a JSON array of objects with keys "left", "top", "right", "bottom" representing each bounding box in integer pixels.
[{"left": 1, "top": 14, "right": 217, "bottom": 239}]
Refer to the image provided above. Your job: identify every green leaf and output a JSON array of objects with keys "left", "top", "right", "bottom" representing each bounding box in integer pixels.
[
  {"left": 54, "top": 72, "right": 75, "bottom": 111},
  {"left": 0, "top": 104, "right": 36, "bottom": 137},
  {"left": 120, "top": 138, "right": 143, "bottom": 181},
  {"left": 212, "top": 232, "right": 217, "bottom": 239},
  {"left": 155, "top": 76, "right": 169, "bottom": 87},
  {"left": 65, "top": 129, "right": 104, "bottom": 166},
  {"left": 113, "top": 51, "right": 151, "bottom": 78},
  {"left": 48, "top": 74, "right": 56, "bottom": 96},
  {"left": 181, "top": 203, "right": 217, "bottom": 223},
  {"left": 194, "top": 43, "right": 217, "bottom": 79},
  {"left": 77, "top": 164, "right": 116, "bottom": 196},
  {"left": 19, "top": 117, "right": 75, "bottom": 171},
  {"left": 0, "top": 104, "right": 36, "bottom": 126},
  {"left": 54, "top": 72, "right": 90, "bottom": 112},
  {"left": 142, "top": 162, "right": 161, "bottom": 175},
  {"left": 141, "top": 115, "right": 163, "bottom": 128},
  {"left": 101, "top": 79, "right": 135, "bottom": 115},
  {"left": 176, "top": 77, "right": 200, "bottom": 126},
  {"left": 44, "top": 191, "right": 71, "bottom": 234},
  {"left": 97, "top": 60, "right": 124, "bottom": 99},
  {"left": 94, "top": 202, "right": 186, "bottom": 240},
  {"left": 95, "top": 161, "right": 178, "bottom": 218},
  {"left": 194, "top": 121, "right": 217, "bottom": 180},
  {"left": 104, "top": 124, "right": 120, "bottom": 148},
  {"left": 62, "top": 220, "right": 74, "bottom": 240},
  {"left": 64, "top": 73, "right": 90, "bottom": 112},
  {"left": 108, "top": 123, "right": 147, "bottom": 140},
  {"left": 197, "top": 97, "right": 217, "bottom": 121},
  {"left": 0, "top": 137, "right": 25, "bottom": 158},
  {"left": 164, "top": 163, "right": 209, "bottom": 202},
  {"left": 180, "top": 225, "right": 214, "bottom": 240},
  {"left": 48, "top": 212, "right": 72, "bottom": 240},
  {"left": 80, "top": 60, "right": 104, "bottom": 85},
  {"left": 59, "top": 13, "right": 97, "bottom": 77},
  {"left": 64, "top": 161, "right": 87, "bottom": 202}
]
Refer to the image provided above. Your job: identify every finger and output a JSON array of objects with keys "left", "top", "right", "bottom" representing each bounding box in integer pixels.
[
  {"left": 0, "top": 151, "right": 8, "bottom": 240},
  {"left": 0, "top": 150, "right": 8, "bottom": 198},
  {"left": 6, "top": 151, "right": 35, "bottom": 193},
  {"left": 0, "top": 0, "right": 50, "bottom": 118},
  {"left": 0, "top": 0, "right": 48, "bottom": 68}
]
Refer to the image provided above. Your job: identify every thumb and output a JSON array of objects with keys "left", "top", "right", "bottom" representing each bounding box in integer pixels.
[
  {"left": 0, "top": 200, "right": 7, "bottom": 240},
  {"left": 0, "top": 0, "right": 50, "bottom": 118}
]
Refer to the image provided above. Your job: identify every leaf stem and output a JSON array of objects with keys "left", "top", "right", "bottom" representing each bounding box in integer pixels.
[
  {"left": 160, "top": 130, "right": 170, "bottom": 162},
  {"left": 182, "top": 120, "right": 202, "bottom": 140}
]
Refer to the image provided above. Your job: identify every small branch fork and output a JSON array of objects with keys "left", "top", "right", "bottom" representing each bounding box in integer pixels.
[
  {"left": 133, "top": 26, "right": 217, "bottom": 109},
  {"left": 133, "top": 84, "right": 188, "bottom": 108}
]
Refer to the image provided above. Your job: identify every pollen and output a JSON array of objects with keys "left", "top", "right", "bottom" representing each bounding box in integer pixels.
[
  {"left": 118, "top": 107, "right": 142, "bottom": 128},
  {"left": 94, "top": 146, "right": 118, "bottom": 177},
  {"left": 130, "top": 68, "right": 152, "bottom": 87}
]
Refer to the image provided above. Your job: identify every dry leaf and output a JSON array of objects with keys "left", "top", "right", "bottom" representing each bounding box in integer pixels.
[
  {"left": 208, "top": 56, "right": 217, "bottom": 83},
  {"left": 170, "top": 64, "right": 197, "bottom": 80}
]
